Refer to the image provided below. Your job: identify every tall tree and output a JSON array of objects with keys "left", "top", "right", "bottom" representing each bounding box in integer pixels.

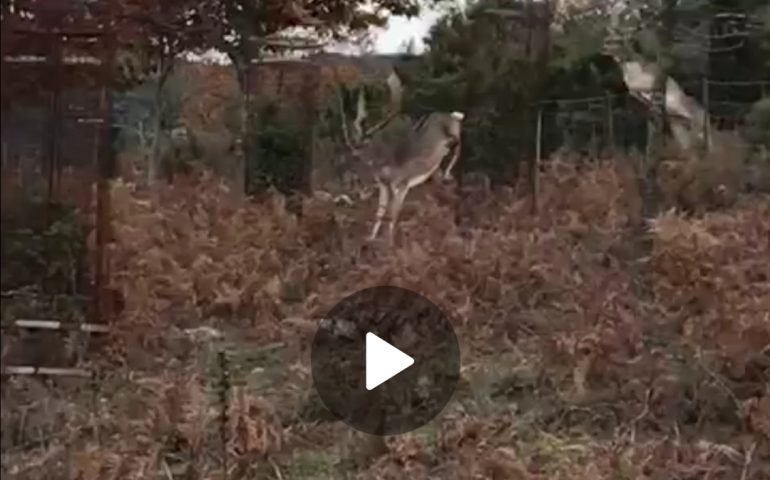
[
  {"left": 113, "top": 0, "right": 218, "bottom": 185},
  {"left": 211, "top": 0, "right": 439, "bottom": 89},
  {"left": 207, "top": 0, "right": 452, "bottom": 194},
  {"left": 400, "top": 0, "right": 549, "bottom": 178}
]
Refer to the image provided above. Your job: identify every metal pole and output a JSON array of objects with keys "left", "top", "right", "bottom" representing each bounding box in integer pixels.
[
  {"left": 94, "top": 3, "right": 117, "bottom": 326},
  {"left": 1, "top": 13, "right": 10, "bottom": 169},
  {"left": 606, "top": 93, "right": 615, "bottom": 158},
  {"left": 702, "top": 78, "right": 711, "bottom": 154},
  {"left": 46, "top": 27, "right": 63, "bottom": 214},
  {"left": 243, "top": 61, "right": 252, "bottom": 196},
  {"left": 532, "top": 107, "right": 543, "bottom": 215}
]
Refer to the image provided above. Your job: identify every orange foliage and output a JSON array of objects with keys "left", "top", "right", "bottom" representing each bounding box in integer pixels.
[{"left": 58, "top": 159, "right": 770, "bottom": 479}]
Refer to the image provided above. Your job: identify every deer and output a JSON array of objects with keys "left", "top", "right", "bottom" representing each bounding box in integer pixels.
[
  {"left": 338, "top": 106, "right": 464, "bottom": 242},
  {"left": 602, "top": 5, "right": 713, "bottom": 155}
]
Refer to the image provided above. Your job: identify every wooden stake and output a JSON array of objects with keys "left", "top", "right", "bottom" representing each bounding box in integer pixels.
[
  {"left": 1, "top": 319, "right": 109, "bottom": 333},
  {"left": 1, "top": 366, "right": 92, "bottom": 377}
]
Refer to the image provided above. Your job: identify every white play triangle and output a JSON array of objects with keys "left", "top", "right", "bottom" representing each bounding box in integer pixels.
[{"left": 365, "top": 332, "right": 414, "bottom": 390}]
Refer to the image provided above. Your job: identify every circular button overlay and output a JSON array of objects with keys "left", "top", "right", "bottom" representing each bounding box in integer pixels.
[{"left": 311, "top": 286, "right": 461, "bottom": 436}]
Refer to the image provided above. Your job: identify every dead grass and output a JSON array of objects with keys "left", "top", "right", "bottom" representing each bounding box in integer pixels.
[
  {"left": 2, "top": 158, "right": 769, "bottom": 479},
  {"left": 657, "top": 134, "right": 749, "bottom": 214}
]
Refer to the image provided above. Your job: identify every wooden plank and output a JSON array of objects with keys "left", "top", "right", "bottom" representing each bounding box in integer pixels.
[
  {"left": 0, "top": 319, "right": 109, "bottom": 333},
  {"left": 1, "top": 366, "right": 92, "bottom": 377},
  {"left": 0, "top": 291, "right": 90, "bottom": 301},
  {"left": 2, "top": 55, "right": 102, "bottom": 65},
  {"left": 9, "top": 25, "right": 109, "bottom": 37}
]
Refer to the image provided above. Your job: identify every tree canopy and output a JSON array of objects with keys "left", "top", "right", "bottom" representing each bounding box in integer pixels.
[{"left": 393, "top": 0, "right": 769, "bottom": 179}]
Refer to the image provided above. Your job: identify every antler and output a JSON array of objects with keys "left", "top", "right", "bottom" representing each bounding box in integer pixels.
[
  {"left": 335, "top": 80, "right": 355, "bottom": 151},
  {"left": 333, "top": 65, "right": 404, "bottom": 154},
  {"left": 360, "top": 70, "right": 403, "bottom": 140}
]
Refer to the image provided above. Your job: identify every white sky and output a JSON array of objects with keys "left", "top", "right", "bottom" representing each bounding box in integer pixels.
[
  {"left": 372, "top": 9, "right": 444, "bottom": 53},
  {"left": 187, "top": 1, "right": 467, "bottom": 62}
]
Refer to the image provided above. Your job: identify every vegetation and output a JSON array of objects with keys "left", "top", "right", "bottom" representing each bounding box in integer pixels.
[
  {"left": 0, "top": 200, "right": 86, "bottom": 295},
  {"left": 395, "top": 0, "right": 769, "bottom": 179},
  {"left": 397, "top": 1, "right": 542, "bottom": 177},
  {"left": 2, "top": 0, "right": 769, "bottom": 479},
  {"left": 5, "top": 160, "right": 769, "bottom": 479},
  {"left": 104, "top": 0, "right": 445, "bottom": 186},
  {"left": 248, "top": 102, "right": 310, "bottom": 194},
  {"left": 746, "top": 97, "right": 770, "bottom": 152}
]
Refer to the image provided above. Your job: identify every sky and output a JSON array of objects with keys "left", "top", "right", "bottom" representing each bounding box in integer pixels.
[
  {"left": 371, "top": 8, "right": 444, "bottom": 54},
  {"left": 187, "top": 1, "right": 466, "bottom": 62},
  {"left": 338, "top": 0, "right": 473, "bottom": 54}
]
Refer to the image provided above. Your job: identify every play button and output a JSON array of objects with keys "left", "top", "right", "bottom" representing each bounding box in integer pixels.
[
  {"left": 366, "top": 332, "right": 414, "bottom": 390},
  {"left": 310, "top": 286, "right": 461, "bottom": 436}
]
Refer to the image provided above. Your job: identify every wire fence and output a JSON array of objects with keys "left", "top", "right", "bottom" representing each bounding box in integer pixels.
[{"left": 533, "top": 78, "right": 770, "bottom": 159}]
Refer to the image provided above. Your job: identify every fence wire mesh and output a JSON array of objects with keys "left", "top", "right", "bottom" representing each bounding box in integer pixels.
[{"left": 534, "top": 78, "right": 769, "bottom": 160}]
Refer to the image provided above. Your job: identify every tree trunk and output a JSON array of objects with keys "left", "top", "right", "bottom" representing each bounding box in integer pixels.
[
  {"left": 148, "top": 61, "right": 172, "bottom": 187},
  {"left": 229, "top": 50, "right": 250, "bottom": 197}
]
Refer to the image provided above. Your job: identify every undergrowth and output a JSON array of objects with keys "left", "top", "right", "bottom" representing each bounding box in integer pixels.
[{"left": 1, "top": 159, "right": 768, "bottom": 480}]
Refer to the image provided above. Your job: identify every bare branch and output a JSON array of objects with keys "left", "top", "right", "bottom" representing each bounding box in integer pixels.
[
  {"left": 358, "top": 71, "right": 403, "bottom": 141},
  {"left": 249, "top": 35, "right": 328, "bottom": 50},
  {"left": 474, "top": 7, "right": 524, "bottom": 19},
  {"left": 352, "top": 89, "right": 367, "bottom": 143},
  {"left": 332, "top": 69, "right": 355, "bottom": 153}
]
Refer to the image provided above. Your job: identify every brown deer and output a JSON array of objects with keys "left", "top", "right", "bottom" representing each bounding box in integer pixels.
[
  {"left": 602, "top": 7, "right": 713, "bottom": 155},
  {"left": 339, "top": 107, "right": 464, "bottom": 242}
]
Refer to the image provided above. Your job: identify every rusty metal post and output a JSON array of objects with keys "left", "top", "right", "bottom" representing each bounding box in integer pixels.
[
  {"left": 94, "top": 4, "right": 117, "bottom": 326},
  {"left": 0, "top": 0, "right": 118, "bottom": 382},
  {"left": 243, "top": 64, "right": 253, "bottom": 196},
  {"left": 45, "top": 24, "right": 64, "bottom": 217},
  {"left": 94, "top": 92, "right": 111, "bottom": 326},
  {"left": 0, "top": 13, "right": 10, "bottom": 173}
]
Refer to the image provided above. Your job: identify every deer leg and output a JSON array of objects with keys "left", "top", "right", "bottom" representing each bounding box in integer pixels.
[
  {"left": 387, "top": 184, "right": 410, "bottom": 243},
  {"left": 370, "top": 181, "right": 390, "bottom": 240},
  {"left": 443, "top": 142, "right": 461, "bottom": 181}
]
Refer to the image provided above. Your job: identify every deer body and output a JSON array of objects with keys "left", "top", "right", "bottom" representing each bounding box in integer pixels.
[
  {"left": 331, "top": 63, "right": 463, "bottom": 241},
  {"left": 604, "top": 14, "right": 712, "bottom": 155},
  {"left": 344, "top": 111, "right": 464, "bottom": 242}
]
